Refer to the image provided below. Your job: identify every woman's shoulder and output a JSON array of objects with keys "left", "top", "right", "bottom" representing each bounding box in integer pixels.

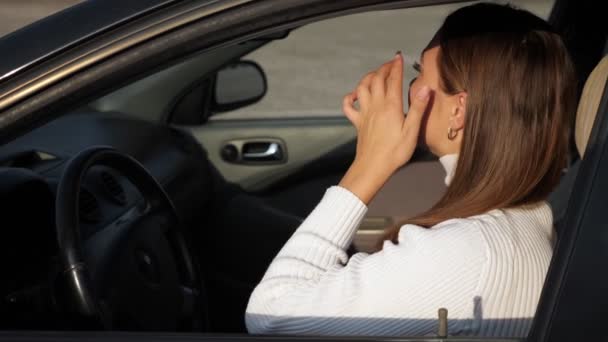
[
  {"left": 393, "top": 218, "right": 487, "bottom": 260},
  {"left": 430, "top": 201, "right": 553, "bottom": 234},
  {"left": 394, "top": 201, "right": 553, "bottom": 253},
  {"left": 395, "top": 211, "right": 488, "bottom": 244},
  {"left": 382, "top": 221, "right": 488, "bottom": 291}
]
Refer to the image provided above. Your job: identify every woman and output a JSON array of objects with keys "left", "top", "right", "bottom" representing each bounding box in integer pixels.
[{"left": 245, "top": 3, "right": 577, "bottom": 337}]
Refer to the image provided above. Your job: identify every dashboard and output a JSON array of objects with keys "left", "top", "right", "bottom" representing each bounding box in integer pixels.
[
  {"left": 0, "top": 111, "right": 224, "bottom": 329},
  {"left": 0, "top": 111, "right": 217, "bottom": 240}
]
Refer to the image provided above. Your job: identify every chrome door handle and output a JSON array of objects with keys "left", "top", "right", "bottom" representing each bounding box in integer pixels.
[
  {"left": 221, "top": 139, "right": 287, "bottom": 164},
  {"left": 243, "top": 142, "right": 281, "bottom": 159}
]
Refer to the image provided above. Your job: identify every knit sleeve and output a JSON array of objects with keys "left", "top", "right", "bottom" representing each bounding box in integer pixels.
[{"left": 245, "top": 186, "right": 486, "bottom": 336}]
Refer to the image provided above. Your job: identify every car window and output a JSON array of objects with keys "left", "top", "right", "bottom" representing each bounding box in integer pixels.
[
  {"left": 212, "top": 0, "right": 555, "bottom": 121},
  {"left": 0, "top": 1, "right": 82, "bottom": 39}
]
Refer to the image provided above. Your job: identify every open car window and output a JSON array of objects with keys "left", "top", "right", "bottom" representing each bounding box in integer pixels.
[{"left": 216, "top": 0, "right": 555, "bottom": 121}]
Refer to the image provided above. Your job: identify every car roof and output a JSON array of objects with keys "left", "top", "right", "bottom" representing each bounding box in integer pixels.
[{"left": 0, "top": 0, "right": 204, "bottom": 82}]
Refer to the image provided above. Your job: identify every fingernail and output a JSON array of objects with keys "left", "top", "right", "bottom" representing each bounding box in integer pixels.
[
  {"left": 416, "top": 86, "right": 430, "bottom": 100},
  {"left": 394, "top": 51, "right": 402, "bottom": 59}
]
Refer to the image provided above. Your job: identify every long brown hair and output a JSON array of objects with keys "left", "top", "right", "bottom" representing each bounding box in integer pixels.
[{"left": 381, "top": 3, "right": 577, "bottom": 245}]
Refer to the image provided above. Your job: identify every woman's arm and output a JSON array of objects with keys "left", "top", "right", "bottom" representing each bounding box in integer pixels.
[
  {"left": 245, "top": 54, "right": 440, "bottom": 335},
  {"left": 244, "top": 188, "right": 485, "bottom": 335},
  {"left": 339, "top": 53, "right": 431, "bottom": 204}
]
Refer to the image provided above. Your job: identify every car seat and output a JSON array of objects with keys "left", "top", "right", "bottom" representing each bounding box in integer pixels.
[{"left": 548, "top": 55, "right": 608, "bottom": 233}]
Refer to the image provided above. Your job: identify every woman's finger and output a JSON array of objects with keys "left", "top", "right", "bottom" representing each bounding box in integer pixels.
[
  {"left": 372, "top": 60, "right": 394, "bottom": 96},
  {"left": 356, "top": 72, "right": 376, "bottom": 99},
  {"left": 342, "top": 92, "right": 361, "bottom": 129},
  {"left": 404, "top": 85, "right": 431, "bottom": 129},
  {"left": 358, "top": 72, "right": 375, "bottom": 91},
  {"left": 387, "top": 53, "right": 404, "bottom": 102},
  {"left": 356, "top": 80, "right": 372, "bottom": 110}
]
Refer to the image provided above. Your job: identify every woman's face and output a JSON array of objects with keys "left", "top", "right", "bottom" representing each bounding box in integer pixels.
[{"left": 409, "top": 46, "right": 465, "bottom": 156}]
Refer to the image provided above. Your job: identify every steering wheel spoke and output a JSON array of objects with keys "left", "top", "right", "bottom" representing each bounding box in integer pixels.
[
  {"left": 83, "top": 206, "right": 140, "bottom": 285},
  {"left": 55, "top": 147, "right": 206, "bottom": 331},
  {"left": 179, "top": 285, "right": 199, "bottom": 318}
]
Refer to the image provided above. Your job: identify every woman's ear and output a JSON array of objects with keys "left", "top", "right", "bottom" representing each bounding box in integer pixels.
[{"left": 451, "top": 92, "right": 467, "bottom": 130}]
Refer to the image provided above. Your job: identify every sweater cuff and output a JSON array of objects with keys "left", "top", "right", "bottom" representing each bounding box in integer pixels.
[{"left": 300, "top": 185, "right": 368, "bottom": 249}]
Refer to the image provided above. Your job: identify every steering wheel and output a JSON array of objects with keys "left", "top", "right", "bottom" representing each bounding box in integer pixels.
[{"left": 55, "top": 146, "right": 207, "bottom": 331}]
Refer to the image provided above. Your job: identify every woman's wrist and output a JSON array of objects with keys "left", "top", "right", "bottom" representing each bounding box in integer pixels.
[{"left": 338, "top": 160, "right": 394, "bottom": 204}]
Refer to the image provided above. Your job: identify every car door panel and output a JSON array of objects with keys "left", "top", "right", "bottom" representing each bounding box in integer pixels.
[
  {"left": 183, "top": 116, "right": 356, "bottom": 191},
  {"left": 185, "top": 116, "right": 445, "bottom": 252}
]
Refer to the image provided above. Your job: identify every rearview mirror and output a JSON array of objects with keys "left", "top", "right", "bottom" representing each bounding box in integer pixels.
[{"left": 212, "top": 60, "right": 267, "bottom": 113}]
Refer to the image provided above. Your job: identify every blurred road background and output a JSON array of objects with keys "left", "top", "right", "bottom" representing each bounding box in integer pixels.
[{"left": 0, "top": 0, "right": 81, "bottom": 37}]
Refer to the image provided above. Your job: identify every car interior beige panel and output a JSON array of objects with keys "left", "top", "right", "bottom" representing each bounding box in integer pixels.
[
  {"left": 575, "top": 56, "right": 608, "bottom": 157},
  {"left": 182, "top": 118, "right": 357, "bottom": 191},
  {"left": 356, "top": 160, "right": 446, "bottom": 252}
]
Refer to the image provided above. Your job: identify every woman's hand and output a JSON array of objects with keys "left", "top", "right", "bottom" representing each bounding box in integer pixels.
[{"left": 339, "top": 53, "right": 431, "bottom": 204}]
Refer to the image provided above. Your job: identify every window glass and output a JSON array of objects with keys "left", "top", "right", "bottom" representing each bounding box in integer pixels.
[{"left": 214, "top": 0, "right": 555, "bottom": 121}]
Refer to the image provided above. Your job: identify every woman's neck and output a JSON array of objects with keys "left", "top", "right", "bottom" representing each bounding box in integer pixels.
[{"left": 439, "top": 154, "right": 458, "bottom": 186}]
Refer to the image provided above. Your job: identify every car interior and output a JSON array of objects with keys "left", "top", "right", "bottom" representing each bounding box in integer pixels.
[{"left": 0, "top": 0, "right": 606, "bottom": 337}]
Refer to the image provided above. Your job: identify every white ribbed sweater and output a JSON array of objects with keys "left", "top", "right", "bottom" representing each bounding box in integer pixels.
[{"left": 245, "top": 158, "right": 554, "bottom": 338}]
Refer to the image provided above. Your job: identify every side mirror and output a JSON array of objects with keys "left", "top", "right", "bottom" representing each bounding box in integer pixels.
[{"left": 212, "top": 60, "right": 267, "bottom": 113}]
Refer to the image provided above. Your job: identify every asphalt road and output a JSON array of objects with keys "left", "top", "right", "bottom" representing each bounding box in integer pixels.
[{"left": 0, "top": 0, "right": 81, "bottom": 37}]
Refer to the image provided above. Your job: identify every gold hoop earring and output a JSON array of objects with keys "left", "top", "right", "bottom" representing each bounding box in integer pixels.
[{"left": 447, "top": 127, "right": 458, "bottom": 140}]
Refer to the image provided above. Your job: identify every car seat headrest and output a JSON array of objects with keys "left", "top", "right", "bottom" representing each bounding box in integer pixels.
[{"left": 575, "top": 56, "right": 608, "bottom": 157}]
